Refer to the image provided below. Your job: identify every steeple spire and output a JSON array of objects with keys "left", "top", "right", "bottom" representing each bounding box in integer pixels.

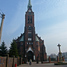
[{"left": 28, "top": 0, "right": 32, "bottom": 9}]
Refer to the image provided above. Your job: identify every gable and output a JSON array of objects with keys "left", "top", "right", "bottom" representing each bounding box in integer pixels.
[{"left": 27, "top": 47, "right": 33, "bottom": 53}]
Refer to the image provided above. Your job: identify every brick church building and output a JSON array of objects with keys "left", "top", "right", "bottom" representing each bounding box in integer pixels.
[{"left": 15, "top": 0, "right": 47, "bottom": 61}]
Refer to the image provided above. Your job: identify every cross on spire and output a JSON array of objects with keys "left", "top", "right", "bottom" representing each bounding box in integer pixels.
[{"left": 28, "top": 0, "right": 32, "bottom": 9}]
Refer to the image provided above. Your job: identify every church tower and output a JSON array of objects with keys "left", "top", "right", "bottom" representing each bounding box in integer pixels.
[
  {"left": 24, "top": 0, "right": 36, "bottom": 61},
  {"left": 15, "top": 0, "right": 47, "bottom": 61},
  {"left": 25, "top": 0, "right": 35, "bottom": 49}
]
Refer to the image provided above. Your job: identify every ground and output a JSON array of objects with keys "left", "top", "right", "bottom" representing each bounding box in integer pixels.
[{"left": 17, "top": 62, "right": 67, "bottom": 67}]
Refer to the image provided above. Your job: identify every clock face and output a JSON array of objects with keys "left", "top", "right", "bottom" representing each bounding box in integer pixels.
[{"left": 29, "top": 10, "right": 31, "bottom": 12}]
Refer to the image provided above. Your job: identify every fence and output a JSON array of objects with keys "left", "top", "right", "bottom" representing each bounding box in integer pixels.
[
  {"left": 0, "top": 55, "right": 23, "bottom": 67},
  {"left": 0, "top": 56, "right": 65, "bottom": 67},
  {"left": 43, "top": 56, "right": 65, "bottom": 63}
]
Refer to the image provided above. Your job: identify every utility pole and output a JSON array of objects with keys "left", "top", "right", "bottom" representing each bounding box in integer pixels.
[{"left": 0, "top": 13, "right": 5, "bottom": 44}]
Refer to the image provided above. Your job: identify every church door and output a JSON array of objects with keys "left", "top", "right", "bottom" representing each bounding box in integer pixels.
[{"left": 27, "top": 51, "right": 34, "bottom": 61}]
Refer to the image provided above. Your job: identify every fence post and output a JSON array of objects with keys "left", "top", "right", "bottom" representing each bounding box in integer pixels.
[
  {"left": 17, "top": 57, "right": 19, "bottom": 66},
  {"left": 49, "top": 56, "right": 51, "bottom": 63},
  {"left": 13, "top": 56, "right": 15, "bottom": 67},
  {"left": 57, "top": 56, "right": 59, "bottom": 62},
  {"left": 21, "top": 58, "right": 22, "bottom": 65},
  {"left": 62, "top": 57, "right": 65, "bottom": 61},
  {"left": 20, "top": 57, "right": 22, "bottom": 65},
  {"left": 6, "top": 54, "right": 9, "bottom": 67}
]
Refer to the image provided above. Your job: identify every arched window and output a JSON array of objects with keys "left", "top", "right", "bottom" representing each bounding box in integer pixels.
[
  {"left": 28, "top": 33, "right": 32, "bottom": 38},
  {"left": 28, "top": 26, "right": 32, "bottom": 30}
]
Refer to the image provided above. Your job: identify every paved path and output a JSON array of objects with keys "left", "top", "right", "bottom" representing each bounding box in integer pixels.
[{"left": 17, "top": 62, "right": 67, "bottom": 67}]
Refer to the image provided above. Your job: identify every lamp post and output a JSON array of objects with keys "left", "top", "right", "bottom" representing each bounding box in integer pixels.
[
  {"left": 0, "top": 14, "right": 5, "bottom": 44},
  {"left": 57, "top": 44, "right": 62, "bottom": 61}
]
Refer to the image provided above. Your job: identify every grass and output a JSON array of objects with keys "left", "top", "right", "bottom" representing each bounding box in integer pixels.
[{"left": 54, "top": 62, "right": 67, "bottom": 65}]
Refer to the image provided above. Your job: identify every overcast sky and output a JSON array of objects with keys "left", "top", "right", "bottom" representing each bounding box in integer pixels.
[{"left": 0, "top": 0, "right": 67, "bottom": 55}]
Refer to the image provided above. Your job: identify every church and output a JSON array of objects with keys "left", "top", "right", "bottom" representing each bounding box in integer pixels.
[{"left": 15, "top": 0, "right": 47, "bottom": 61}]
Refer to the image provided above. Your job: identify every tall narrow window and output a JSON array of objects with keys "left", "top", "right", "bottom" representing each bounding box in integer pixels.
[
  {"left": 28, "top": 16, "right": 32, "bottom": 23},
  {"left": 28, "top": 33, "right": 32, "bottom": 38}
]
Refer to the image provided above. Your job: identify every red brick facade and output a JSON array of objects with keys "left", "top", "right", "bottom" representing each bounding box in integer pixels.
[{"left": 15, "top": 0, "right": 47, "bottom": 61}]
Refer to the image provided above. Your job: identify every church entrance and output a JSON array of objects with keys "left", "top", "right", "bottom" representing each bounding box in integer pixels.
[{"left": 27, "top": 51, "right": 34, "bottom": 61}]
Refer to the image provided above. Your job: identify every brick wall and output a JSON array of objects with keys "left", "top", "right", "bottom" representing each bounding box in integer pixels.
[
  {"left": 0, "top": 56, "right": 23, "bottom": 67},
  {"left": 0, "top": 57, "right": 6, "bottom": 67}
]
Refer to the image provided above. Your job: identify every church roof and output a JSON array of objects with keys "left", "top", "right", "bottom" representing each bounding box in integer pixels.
[
  {"left": 16, "top": 33, "right": 44, "bottom": 42},
  {"left": 35, "top": 35, "right": 40, "bottom": 41},
  {"left": 19, "top": 35, "right": 24, "bottom": 41},
  {"left": 28, "top": 0, "right": 32, "bottom": 9},
  {"left": 16, "top": 33, "right": 24, "bottom": 42},
  {"left": 35, "top": 34, "right": 44, "bottom": 42}
]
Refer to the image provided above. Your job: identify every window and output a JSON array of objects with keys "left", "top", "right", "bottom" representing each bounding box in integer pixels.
[
  {"left": 28, "top": 33, "right": 32, "bottom": 38},
  {"left": 28, "top": 38, "right": 32, "bottom": 41},
  {"left": 29, "top": 12, "right": 31, "bottom": 15},
  {"left": 28, "top": 32, "right": 31, "bottom": 33},
  {"left": 28, "top": 10, "right": 31, "bottom": 12},
  {"left": 29, "top": 42, "right": 33, "bottom": 45},
  {"left": 28, "top": 26, "right": 32, "bottom": 30},
  {"left": 28, "top": 16, "right": 32, "bottom": 23},
  {"left": 29, "top": 42, "right": 31, "bottom": 45},
  {"left": 21, "top": 42, "right": 23, "bottom": 45},
  {"left": 27, "top": 42, "right": 28, "bottom": 44}
]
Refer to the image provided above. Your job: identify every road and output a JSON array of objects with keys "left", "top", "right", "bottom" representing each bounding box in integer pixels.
[{"left": 17, "top": 62, "right": 67, "bottom": 67}]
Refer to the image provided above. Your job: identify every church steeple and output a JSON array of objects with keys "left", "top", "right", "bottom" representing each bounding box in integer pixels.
[{"left": 28, "top": 0, "right": 32, "bottom": 9}]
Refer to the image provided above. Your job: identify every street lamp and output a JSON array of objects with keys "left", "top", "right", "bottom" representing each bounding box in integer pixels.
[{"left": 0, "top": 13, "right": 5, "bottom": 44}]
